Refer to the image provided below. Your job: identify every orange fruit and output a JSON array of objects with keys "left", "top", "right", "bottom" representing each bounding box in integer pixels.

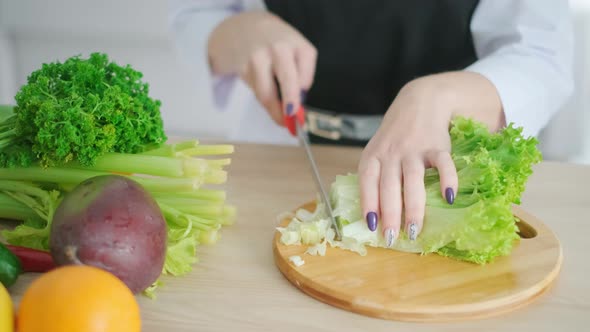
[{"left": 17, "top": 265, "right": 141, "bottom": 332}]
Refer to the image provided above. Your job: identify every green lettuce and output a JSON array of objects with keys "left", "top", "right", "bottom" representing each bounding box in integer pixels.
[{"left": 278, "top": 117, "right": 541, "bottom": 264}]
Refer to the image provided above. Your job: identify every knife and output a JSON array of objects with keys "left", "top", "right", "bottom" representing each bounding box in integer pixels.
[{"left": 287, "top": 105, "right": 343, "bottom": 241}]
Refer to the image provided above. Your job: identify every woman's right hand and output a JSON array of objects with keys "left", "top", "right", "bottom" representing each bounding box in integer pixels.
[{"left": 208, "top": 11, "right": 317, "bottom": 126}]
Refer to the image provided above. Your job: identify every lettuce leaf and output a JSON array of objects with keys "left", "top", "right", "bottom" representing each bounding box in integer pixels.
[
  {"left": 0, "top": 181, "right": 61, "bottom": 250},
  {"left": 278, "top": 117, "right": 541, "bottom": 264}
]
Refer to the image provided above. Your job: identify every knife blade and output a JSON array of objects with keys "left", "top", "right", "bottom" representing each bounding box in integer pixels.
[{"left": 295, "top": 118, "right": 343, "bottom": 241}]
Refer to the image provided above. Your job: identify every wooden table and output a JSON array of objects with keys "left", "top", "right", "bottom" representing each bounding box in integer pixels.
[{"left": 6, "top": 143, "right": 590, "bottom": 331}]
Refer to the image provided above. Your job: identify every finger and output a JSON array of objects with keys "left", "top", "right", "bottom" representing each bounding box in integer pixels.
[
  {"left": 270, "top": 43, "right": 300, "bottom": 118},
  {"left": 379, "top": 159, "right": 402, "bottom": 248},
  {"left": 358, "top": 156, "right": 381, "bottom": 232},
  {"left": 247, "top": 49, "right": 283, "bottom": 125},
  {"left": 239, "top": 62, "right": 255, "bottom": 93},
  {"left": 295, "top": 42, "right": 317, "bottom": 93},
  {"left": 402, "top": 158, "right": 426, "bottom": 241},
  {"left": 426, "top": 151, "right": 458, "bottom": 205}
]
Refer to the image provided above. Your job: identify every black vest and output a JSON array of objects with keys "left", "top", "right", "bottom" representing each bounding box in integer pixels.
[{"left": 264, "top": 0, "right": 480, "bottom": 117}]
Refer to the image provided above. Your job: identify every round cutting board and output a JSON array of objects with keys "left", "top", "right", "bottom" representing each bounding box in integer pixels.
[{"left": 273, "top": 201, "right": 562, "bottom": 322}]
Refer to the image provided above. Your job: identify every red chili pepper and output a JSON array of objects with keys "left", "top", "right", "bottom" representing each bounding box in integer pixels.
[{"left": 4, "top": 245, "right": 56, "bottom": 273}]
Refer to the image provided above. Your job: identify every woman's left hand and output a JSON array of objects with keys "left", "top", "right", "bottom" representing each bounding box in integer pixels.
[{"left": 358, "top": 72, "right": 505, "bottom": 246}]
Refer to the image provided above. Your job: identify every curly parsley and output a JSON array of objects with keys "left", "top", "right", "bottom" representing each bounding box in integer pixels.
[{"left": 1, "top": 52, "right": 167, "bottom": 167}]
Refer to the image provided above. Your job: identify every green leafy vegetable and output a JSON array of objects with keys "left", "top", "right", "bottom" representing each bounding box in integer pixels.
[
  {"left": 278, "top": 117, "right": 542, "bottom": 264},
  {"left": 0, "top": 53, "right": 236, "bottom": 297},
  {"left": 0, "top": 140, "right": 236, "bottom": 295},
  {"left": 0, "top": 181, "right": 61, "bottom": 250},
  {"left": 0, "top": 53, "right": 166, "bottom": 168}
]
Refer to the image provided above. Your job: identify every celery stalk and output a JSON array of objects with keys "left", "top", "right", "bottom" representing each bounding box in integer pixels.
[
  {"left": 142, "top": 140, "right": 200, "bottom": 157},
  {"left": 0, "top": 136, "right": 18, "bottom": 149},
  {"left": 205, "top": 158, "right": 232, "bottom": 168},
  {"left": 177, "top": 145, "right": 234, "bottom": 156},
  {"left": 151, "top": 188, "right": 226, "bottom": 201},
  {"left": 64, "top": 153, "right": 227, "bottom": 179},
  {"left": 0, "top": 167, "right": 209, "bottom": 192},
  {"left": 0, "top": 192, "right": 42, "bottom": 222}
]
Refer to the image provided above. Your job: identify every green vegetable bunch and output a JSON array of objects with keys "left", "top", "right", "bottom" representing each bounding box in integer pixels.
[
  {"left": 0, "top": 140, "right": 236, "bottom": 297},
  {"left": 280, "top": 117, "right": 542, "bottom": 264},
  {"left": 0, "top": 53, "right": 234, "bottom": 297},
  {"left": 0, "top": 52, "right": 166, "bottom": 168}
]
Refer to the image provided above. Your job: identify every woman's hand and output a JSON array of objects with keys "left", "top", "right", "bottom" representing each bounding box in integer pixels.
[
  {"left": 208, "top": 11, "right": 317, "bottom": 126},
  {"left": 359, "top": 72, "right": 505, "bottom": 245}
]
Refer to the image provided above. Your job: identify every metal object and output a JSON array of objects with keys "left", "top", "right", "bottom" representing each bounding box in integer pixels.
[
  {"left": 296, "top": 120, "right": 343, "bottom": 241},
  {"left": 305, "top": 108, "right": 342, "bottom": 140},
  {"left": 305, "top": 106, "right": 383, "bottom": 142}
]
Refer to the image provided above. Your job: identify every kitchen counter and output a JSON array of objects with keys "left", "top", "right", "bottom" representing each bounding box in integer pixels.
[{"left": 6, "top": 142, "right": 590, "bottom": 331}]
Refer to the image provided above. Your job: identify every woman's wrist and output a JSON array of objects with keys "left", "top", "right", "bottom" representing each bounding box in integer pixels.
[
  {"left": 396, "top": 76, "right": 457, "bottom": 123},
  {"left": 399, "top": 71, "right": 506, "bottom": 132}
]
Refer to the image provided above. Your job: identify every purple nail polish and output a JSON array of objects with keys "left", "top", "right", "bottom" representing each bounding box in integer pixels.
[
  {"left": 445, "top": 187, "right": 455, "bottom": 205},
  {"left": 366, "top": 212, "right": 377, "bottom": 231},
  {"left": 286, "top": 103, "right": 294, "bottom": 116}
]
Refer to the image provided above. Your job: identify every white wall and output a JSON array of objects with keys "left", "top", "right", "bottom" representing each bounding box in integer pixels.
[
  {"left": 1, "top": 0, "right": 589, "bottom": 163},
  {"left": 0, "top": 27, "right": 16, "bottom": 103},
  {"left": 538, "top": 1, "right": 590, "bottom": 164}
]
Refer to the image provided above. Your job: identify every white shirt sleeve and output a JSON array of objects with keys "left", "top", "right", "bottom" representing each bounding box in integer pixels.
[
  {"left": 465, "top": 0, "right": 575, "bottom": 138},
  {"left": 167, "top": 0, "right": 265, "bottom": 111}
]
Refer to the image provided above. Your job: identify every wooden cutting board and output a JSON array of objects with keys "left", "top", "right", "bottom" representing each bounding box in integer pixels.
[{"left": 273, "top": 201, "right": 562, "bottom": 322}]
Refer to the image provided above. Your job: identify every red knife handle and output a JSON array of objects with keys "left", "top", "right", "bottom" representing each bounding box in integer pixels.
[{"left": 285, "top": 105, "right": 305, "bottom": 136}]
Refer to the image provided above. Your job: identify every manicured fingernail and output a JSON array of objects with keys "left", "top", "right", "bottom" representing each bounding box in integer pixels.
[
  {"left": 445, "top": 187, "right": 455, "bottom": 205},
  {"left": 408, "top": 223, "right": 418, "bottom": 241},
  {"left": 300, "top": 89, "right": 308, "bottom": 104},
  {"left": 385, "top": 228, "right": 396, "bottom": 247},
  {"left": 366, "top": 212, "right": 377, "bottom": 232},
  {"left": 286, "top": 103, "right": 294, "bottom": 116}
]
